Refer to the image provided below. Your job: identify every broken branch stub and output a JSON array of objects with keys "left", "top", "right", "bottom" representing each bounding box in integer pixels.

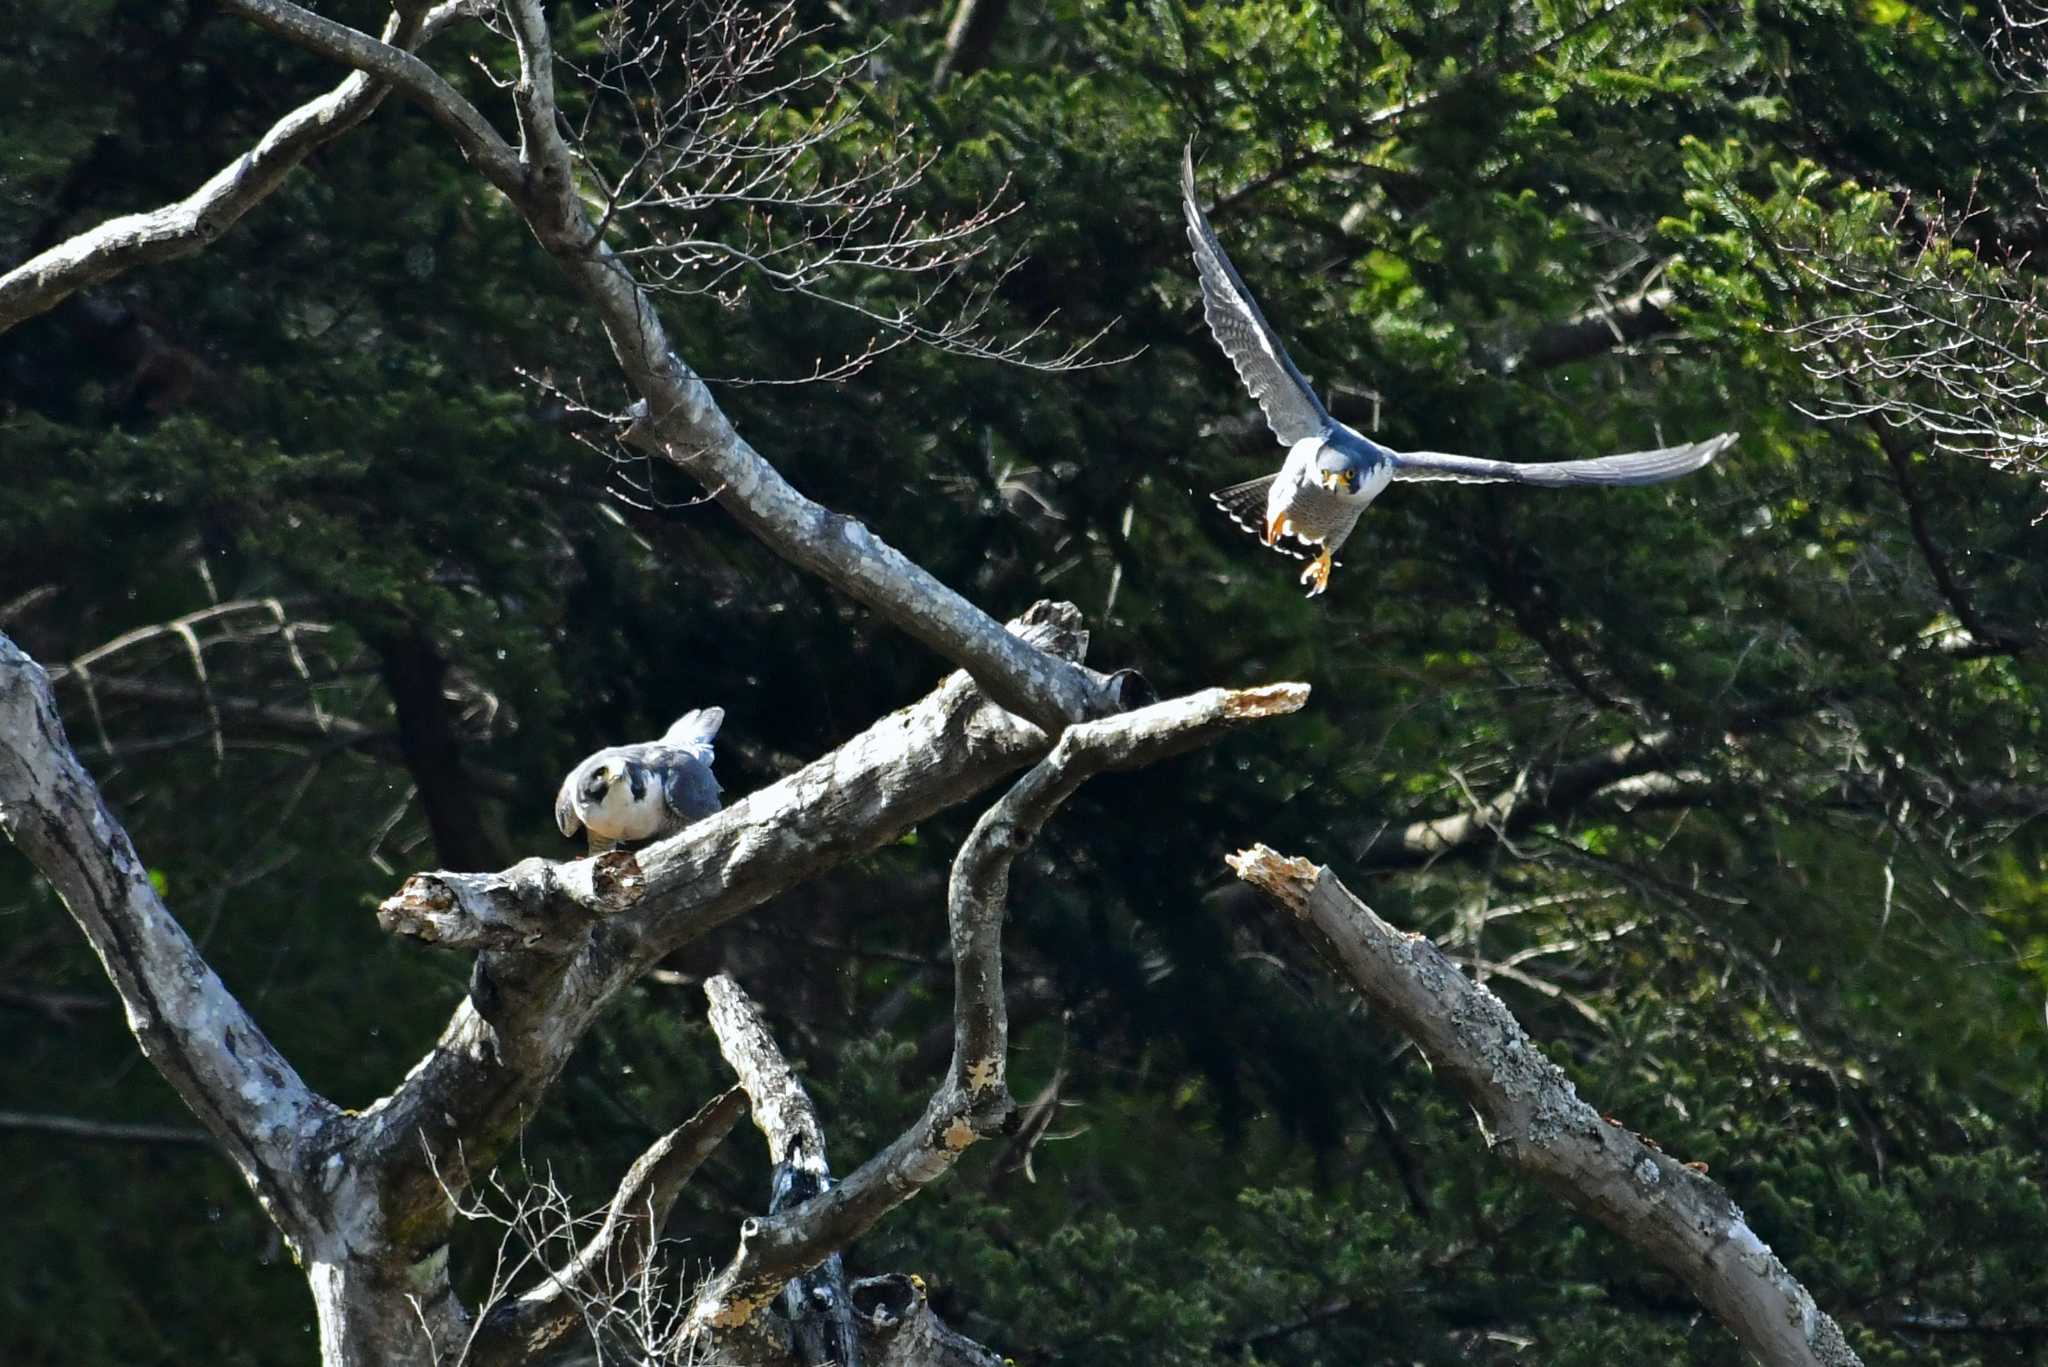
[
  {"left": 375, "top": 850, "right": 644, "bottom": 953},
  {"left": 1227, "top": 845, "right": 1863, "bottom": 1367}
]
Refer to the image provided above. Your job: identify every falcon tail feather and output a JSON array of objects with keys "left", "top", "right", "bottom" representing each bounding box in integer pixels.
[
  {"left": 663, "top": 707, "right": 725, "bottom": 747},
  {"left": 1211, "top": 475, "right": 1278, "bottom": 532},
  {"left": 1209, "top": 476, "right": 1332, "bottom": 565}
]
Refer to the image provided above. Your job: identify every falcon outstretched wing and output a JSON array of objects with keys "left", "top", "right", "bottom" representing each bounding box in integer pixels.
[
  {"left": 1390, "top": 432, "right": 1736, "bottom": 487},
  {"left": 1182, "top": 144, "right": 1330, "bottom": 446}
]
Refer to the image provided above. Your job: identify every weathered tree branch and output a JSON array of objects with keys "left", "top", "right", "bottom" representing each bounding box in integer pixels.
[
  {"left": 706, "top": 977, "right": 862, "bottom": 1367},
  {"left": 687, "top": 682, "right": 1309, "bottom": 1340},
  {"left": 375, "top": 850, "right": 646, "bottom": 953},
  {"left": 353, "top": 605, "right": 1105, "bottom": 1287},
  {"left": 216, "top": 0, "right": 1134, "bottom": 732},
  {"left": 0, "top": 631, "right": 337, "bottom": 1248},
  {"left": 0, "top": 2, "right": 476, "bottom": 336},
  {"left": 1228, "top": 846, "right": 1863, "bottom": 1367},
  {"left": 465, "top": 1087, "right": 748, "bottom": 1367},
  {"left": 216, "top": 0, "right": 522, "bottom": 190}
]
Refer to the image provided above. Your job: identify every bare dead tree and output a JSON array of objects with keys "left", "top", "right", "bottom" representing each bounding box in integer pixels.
[
  {"left": 4, "top": 598, "right": 1304, "bottom": 1365},
  {"left": 2, "top": 8, "right": 1285, "bottom": 1359},
  {"left": 1229, "top": 846, "right": 1865, "bottom": 1367},
  {"left": 516, "top": 0, "right": 1109, "bottom": 384},
  {"left": 1778, "top": 209, "right": 2048, "bottom": 491},
  {"left": 0, "top": 4, "right": 1870, "bottom": 1367}
]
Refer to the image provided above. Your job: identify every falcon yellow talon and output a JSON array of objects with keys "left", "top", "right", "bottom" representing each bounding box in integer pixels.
[{"left": 1299, "top": 549, "right": 1334, "bottom": 596}]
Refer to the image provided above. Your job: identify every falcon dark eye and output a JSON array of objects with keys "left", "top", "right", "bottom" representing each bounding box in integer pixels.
[{"left": 582, "top": 771, "right": 609, "bottom": 801}]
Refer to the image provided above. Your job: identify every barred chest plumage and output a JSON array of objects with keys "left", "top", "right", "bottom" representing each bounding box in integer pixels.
[{"left": 1267, "top": 437, "right": 1394, "bottom": 552}]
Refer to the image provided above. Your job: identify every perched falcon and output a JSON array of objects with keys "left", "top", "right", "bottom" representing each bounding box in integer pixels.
[
  {"left": 1182, "top": 145, "right": 1736, "bottom": 597},
  {"left": 554, "top": 707, "right": 725, "bottom": 853}
]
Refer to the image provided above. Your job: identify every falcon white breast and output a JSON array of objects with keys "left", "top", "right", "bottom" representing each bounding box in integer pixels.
[{"left": 554, "top": 707, "right": 726, "bottom": 854}]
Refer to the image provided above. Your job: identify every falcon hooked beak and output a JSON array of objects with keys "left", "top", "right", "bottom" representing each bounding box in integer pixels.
[{"left": 1318, "top": 469, "right": 1361, "bottom": 494}]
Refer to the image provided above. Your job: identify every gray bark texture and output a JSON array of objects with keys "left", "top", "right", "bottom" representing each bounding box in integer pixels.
[
  {"left": 1228, "top": 845, "right": 1864, "bottom": 1367},
  {"left": 1, "top": 3, "right": 1793, "bottom": 1364},
  {"left": 686, "top": 683, "right": 1309, "bottom": 1347},
  {"left": 706, "top": 976, "right": 863, "bottom": 1367},
  {"left": 5, "top": 594, "right": 1303, "bottom": 1367}
]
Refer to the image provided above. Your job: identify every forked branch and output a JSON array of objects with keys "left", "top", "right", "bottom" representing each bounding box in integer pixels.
[
  {"left": 688, "top": 684, "right": 1309, "bottom": 1341},
  {"left": 464, "top": 1087, "right": 748, "bottom": 1367},
  {"left": 215, "top": 0, "right": 1131, "bottom": 732}
]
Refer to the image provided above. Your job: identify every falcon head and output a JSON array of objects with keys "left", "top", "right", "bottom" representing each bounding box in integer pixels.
[
  {"left": 555, "top": 757, "right": 606, "bottom": 839},
  {"left": 579, "top": 761, "right": 619, "bottom": 807},
  {"left": 1313, "top": 445, "right": 1367, "bottom": 496}
]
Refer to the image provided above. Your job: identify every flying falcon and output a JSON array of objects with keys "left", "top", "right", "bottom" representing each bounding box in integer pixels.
[
  {"left": 555, "top": 707, "right": 725, "bottom": 853},
  {"left": 1181, "top": 145, "right": 1735, "bottom": 596}
]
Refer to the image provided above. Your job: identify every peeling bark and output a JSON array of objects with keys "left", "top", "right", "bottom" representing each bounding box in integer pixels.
[
  {"left": 1228, "top": 845, "right": 1863, "bottom": 1367},
  {"left": 7, "top": 7, "right": 1337, "bottom": 1364},
  {"left": 376, "top": 850, "right": 644, "bottom": 952}
]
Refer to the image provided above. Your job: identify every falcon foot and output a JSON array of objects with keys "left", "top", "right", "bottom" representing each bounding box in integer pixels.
[
  {"left": 1300, "top": 549, "right": 1334, "bottom": 597},
  {"left": 1264, "top": 510, "right": 1291, "bottom": 546}
]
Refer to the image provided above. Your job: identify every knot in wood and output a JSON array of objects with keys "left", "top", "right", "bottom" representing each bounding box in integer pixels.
[{"left": 588, "top": 848, "right": 643, "bottom": 905}]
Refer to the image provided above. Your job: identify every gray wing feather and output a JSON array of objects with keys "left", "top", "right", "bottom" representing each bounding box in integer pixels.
[
  {"left": 1182, "top": 144, "right": 1329, "bottom": 445},
  {"left": 1390, "top": 432, "right": 1736, "bottom": 487},
  {"left": 661, "top": 757, "right": 723, "bottom": 825},
  {"left": 554, "top": 762, "right": 587, "bottom": 838}
]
